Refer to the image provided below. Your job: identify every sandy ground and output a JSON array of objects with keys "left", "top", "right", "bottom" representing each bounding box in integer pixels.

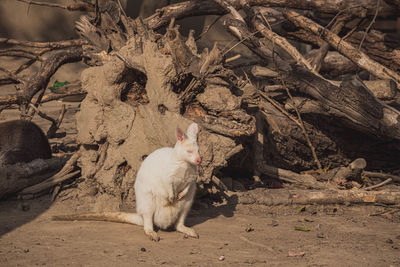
[{"left": 0, "top": 196, "right": 400, "bottom": 267}]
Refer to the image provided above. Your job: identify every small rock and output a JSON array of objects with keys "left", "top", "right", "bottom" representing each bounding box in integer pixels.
[
  {"left": 288, "top": 251, "right": 305, "bottom": 257},
  {"left": 24, "top": 249, "right": 29, "bottom": 253},
  {"left": 386, "top": 239, "right": 394, "bottom": 244},
  {"left": 245, "top": 224, "right": 254, "bottom": 232},
  {"left": 270, "top": 220, "right": 279, "bottom": 227},
  {"left": 183, "top": 234, "right": 189, "bottom": 239},
  {"left": 218, "top": 256, "right": 225, "bottom": 261},
  {"left": 317, "top": 233, "right": 325, "bottom": 238},
  {"left": 140, "top": 247, "right": 146, "bottom": 252}
]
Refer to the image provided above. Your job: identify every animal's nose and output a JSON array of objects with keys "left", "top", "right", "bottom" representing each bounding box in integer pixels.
[{"left": 195, "top": 157, "right": 201, "bottom": 164}]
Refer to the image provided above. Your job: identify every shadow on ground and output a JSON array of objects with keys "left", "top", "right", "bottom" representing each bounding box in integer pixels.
[{"left": 0, "top": 196, "right": 53, "bottom": 237}]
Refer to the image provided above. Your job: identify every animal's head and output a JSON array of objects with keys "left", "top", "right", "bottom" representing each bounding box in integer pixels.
[{"left": 175, "top": 123, "right": 201, "bottom": 165}]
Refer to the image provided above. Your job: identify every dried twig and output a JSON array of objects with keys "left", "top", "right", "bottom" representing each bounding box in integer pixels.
[
  {"left": 358, "top": 0, "right": 380, "bottom": 50},
  {"left": 369, "top": 206, "right": 400, "bottom": 216},
  {"left": 363, "top": 171, "right": 400, "bottom": 183},
  {"left": 309, "top": 14, "right": 350, "bottom": 72},
  {"left": 0, "top": 67, "right": 27, "bottom": 84},
  {"left": 254, "top": 10, "right": 314, "bottom": 72},
  {"left": 279, "top": 77, "right": 322, "bottom": 171},
  {"left": 16, "top": 0, "right": 93, "bottom": 11},
  {"left": 259, "top": 87, "right": 322, "bottom": 172},
  {"left": 47, "top": 104, "right": 67, "bottom": 138},
  {"left": 239, "top": 235, "right": 275, "bottom": 252},
  {"left": 363, "top": 178, "right": 392, "bottom": 191},
  {"left": 196, "top": 16, "right": 222, "bottom": 41}
]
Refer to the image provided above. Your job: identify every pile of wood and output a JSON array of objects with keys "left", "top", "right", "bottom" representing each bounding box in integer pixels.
[{"left": 0, "top": 0, "right": 399, "bottom": 207}]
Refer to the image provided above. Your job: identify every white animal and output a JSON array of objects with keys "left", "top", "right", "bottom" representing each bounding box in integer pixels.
[{"left": 53, "top": 123, "right": 201, "bottom": 241}]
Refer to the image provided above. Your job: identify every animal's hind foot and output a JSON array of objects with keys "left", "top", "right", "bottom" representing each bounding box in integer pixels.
[
  {"left": 177, "top": 225, "right": 199, "bottom": 239},
  {"left": 145, "top": 229, "right": 160, "bottom": 242}
]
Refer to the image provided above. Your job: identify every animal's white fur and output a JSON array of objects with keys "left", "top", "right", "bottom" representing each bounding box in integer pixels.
[
  {"left": 52, "top": 123, "right": 201, "bottom": 242},
  {"left": 134, "top": 122, "right": 201, "bottom": 241}
]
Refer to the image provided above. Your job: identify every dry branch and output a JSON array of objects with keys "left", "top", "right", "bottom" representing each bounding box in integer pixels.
[
  {"left": 284, "top": 10, "right": 400, "bottom": 89},
  {"left": 308, "top": 14, "right": 350, "bottom": 72},
  {"left": 0, "top": 38, "right": 87, "bottom": 48},
  {"left": 255, "top": 162, "right": 332, "bottom": 189},
  {"left": 363, "top": 171, "right": 400, "bottom": 183},
  {"left": 144, "top": 0, "right": 396, "bottom": 30},
  {"left": 20, "top": 152, "right": 81, "bottom": 196},
  {"left": 363, "top": 178, "right": 392, "bottom": 191},
  {"left": 16, "top": 0, "right": 94, "bottom": 11},
  {"left": 17, "top": 48, "right": 83, "bottom": 110},
  {"left": 250, "top": 11, "right": 314, "bottom": 72}
]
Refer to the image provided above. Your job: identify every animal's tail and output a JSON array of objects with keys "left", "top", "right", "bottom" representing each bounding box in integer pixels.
[{"left": 52, "top": 212, "right": 143, "bottom": 226}]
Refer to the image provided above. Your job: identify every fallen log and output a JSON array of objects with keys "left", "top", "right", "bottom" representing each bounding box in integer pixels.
[
  {"left": 20, "top": 152, "right": 81, "bottom": 197},
  {"left": 252, "top": 63, "right": 398, "bottom": 100},
  {"left": 236, "top": 187, "right": 400, "bottom": 206},
  {"left": 0, "top": 157, "right": 66, "bottom": 199},
  {"left": 284, "top": 66, "right": 400, "bottom": 140}
]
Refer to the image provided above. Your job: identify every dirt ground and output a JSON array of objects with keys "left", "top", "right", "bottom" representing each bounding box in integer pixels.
[{"left": 0, "top": 193, "right": 399, "bottom": 267}]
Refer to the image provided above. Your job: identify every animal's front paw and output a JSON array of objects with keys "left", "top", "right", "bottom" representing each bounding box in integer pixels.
[
  {"left": 177, "top": 225, "right": 199, "bottom": 239},
  {"left": 145, "top": 230, "right": 160, "bottom": 242},
  {"left": 177, "top": 186, "right": 190, "bottom": 201},
  {"left": 177, "top": 191, "right": 185, "bottom": 201}
]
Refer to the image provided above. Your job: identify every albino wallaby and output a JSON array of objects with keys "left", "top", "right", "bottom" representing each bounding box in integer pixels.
[{"left": 53, "top": 122, "right": 201, "bottom": 241}]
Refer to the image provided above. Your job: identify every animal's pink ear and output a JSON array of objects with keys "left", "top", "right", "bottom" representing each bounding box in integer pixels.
[{"left": 176, "top": 128, "right": 185, "bottom": 142}]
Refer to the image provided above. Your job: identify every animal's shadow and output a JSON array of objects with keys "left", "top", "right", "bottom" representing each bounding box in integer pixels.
[{"left": 184, "top": 194, "right": 238, "bottom": 228}]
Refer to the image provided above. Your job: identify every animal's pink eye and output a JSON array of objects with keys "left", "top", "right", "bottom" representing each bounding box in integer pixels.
[{"left": 187, "top": 150, "right": 193, "bottom": 153}]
